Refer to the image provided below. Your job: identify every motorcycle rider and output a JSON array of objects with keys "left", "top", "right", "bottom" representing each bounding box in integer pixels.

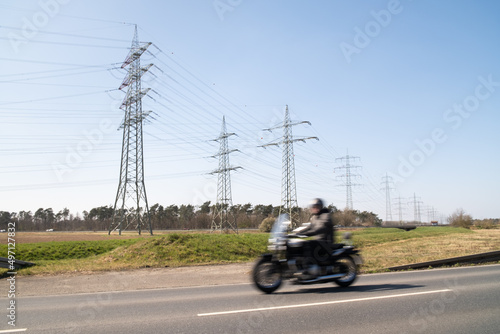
[
  {"left": 293, "top": 198, "right": 334, "bottom": 277},
  {"left": 298, "top": 198, "right": 333, "bottom": 243}
]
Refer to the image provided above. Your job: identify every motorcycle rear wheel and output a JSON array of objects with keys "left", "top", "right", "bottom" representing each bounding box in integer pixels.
[
  {"left": 333, "top": 256, "right": 357, "bottom": 287},
  {"left": 252, "top": 257, "right": 282, "bottom": 294}
]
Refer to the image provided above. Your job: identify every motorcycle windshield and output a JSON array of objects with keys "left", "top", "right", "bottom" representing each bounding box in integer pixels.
[{"left": 269, "top": 213, "right": 291, "bottom": 240}]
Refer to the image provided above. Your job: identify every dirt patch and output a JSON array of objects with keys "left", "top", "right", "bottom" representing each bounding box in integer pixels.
[
  {"left": 11, "top": 231, "right": 158, "bottom": 243},
  {"left": 11, "top": 230, "right": 258, "bottom": 244}
]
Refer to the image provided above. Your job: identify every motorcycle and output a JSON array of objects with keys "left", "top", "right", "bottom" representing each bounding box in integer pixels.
[{"left": 252, "top": 214, "right": 363, "bottom": 294}]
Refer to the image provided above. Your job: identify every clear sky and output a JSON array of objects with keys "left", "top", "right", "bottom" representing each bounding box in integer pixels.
[{"left": 1, "top": 0, "right": 499, "bottom": 222}]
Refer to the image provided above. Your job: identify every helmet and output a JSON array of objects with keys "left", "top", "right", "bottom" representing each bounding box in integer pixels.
[{"left": 309, "top": 198, "right": 324, "bottom": 209}]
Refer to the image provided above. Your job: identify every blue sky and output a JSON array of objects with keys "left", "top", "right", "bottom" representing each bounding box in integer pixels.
[{"left": 1, "top": 0, "right": 499, "bottom": 221}]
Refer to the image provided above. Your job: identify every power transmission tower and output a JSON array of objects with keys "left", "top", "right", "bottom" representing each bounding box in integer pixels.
[
  {"left": 109, "top": 26, "right": 153, "bottom": 235},
  {"left": 410, "top": 193, "right": 423, "bottom": 224},
  {"left": 426, "top": 206, "right": 438, "bottom": 223},
  {"left": 260, "top": 105, "right": 318, "bottom": 228},
  {"left": 393, "top": 195, "right": 405, "bottom": 224},
  {"left": 210, "top": 116, "right": 240, "bottom": 233},
  {"left": 334, "top": 150, "right": 361, "bottom": 210},
  {"left": 381, "top": 173, "right": 394, "bottom": 222}
]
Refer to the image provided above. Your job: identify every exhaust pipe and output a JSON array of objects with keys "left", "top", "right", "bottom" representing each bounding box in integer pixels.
[{"left": 298, "top": 273, "right": 345, "bottom": 284}]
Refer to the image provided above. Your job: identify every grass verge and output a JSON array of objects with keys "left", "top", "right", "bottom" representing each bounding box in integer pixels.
[{"left": 2, "top": 227, "right": 499, "bottom": 276}]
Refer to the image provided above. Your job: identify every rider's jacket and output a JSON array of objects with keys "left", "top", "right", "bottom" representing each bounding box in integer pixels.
[{"left": 300, "top": 208, "right": 333, "bottom": 243}]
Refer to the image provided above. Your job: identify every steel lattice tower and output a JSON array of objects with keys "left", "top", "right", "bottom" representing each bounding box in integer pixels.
[
  {"left": 210, "top": 116, "right": 240, "bottom": 233},
  {"left": 394, "top": 195, "right": 405, "bottom": 224},
  {"left": 381, "top": 173, "right": 394, "bottom": 222},
  {"left": 335, "top": 151, "right": 361, "bottom": 210},
  {"left": 109, "top": 26, "right": 153, "bottom": 235},
  {"left": 427, "top": 207, "right": 438, "bottom": 223},
  {"left": 261, "top": 105, "right": 317, "bottom": 228},
  {"left": 410, "top": 193, "right": 423, "bottom": 224}
]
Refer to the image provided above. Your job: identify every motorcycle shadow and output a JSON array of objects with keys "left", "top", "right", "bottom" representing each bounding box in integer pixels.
[{"left": 277, "top": 283, "right": 426, "bottom": 295}]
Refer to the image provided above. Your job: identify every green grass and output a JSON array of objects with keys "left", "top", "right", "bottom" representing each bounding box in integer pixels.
[
  {"left": 1, "top": 233, "right": 269, "bottom": 275},
  {"left": 100, "top": 233, "right": 269, "bottom": 267},
  {"left": 2, "top": 227, "right": 497, "bottom": 276},
  {"left": 0, "top": 239, "right": 139, "bottom": 261}
]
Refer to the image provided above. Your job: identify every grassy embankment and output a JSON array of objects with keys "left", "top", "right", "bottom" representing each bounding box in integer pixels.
[{"left": 1, "top": 227, "right": 499, "bottom": 276}]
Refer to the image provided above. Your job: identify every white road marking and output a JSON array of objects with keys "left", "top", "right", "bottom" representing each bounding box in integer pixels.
[
  {"left": 0, "top": 329, "right": 28, "bottom": 333},
  {"left": 197, "top": 289, "right": 452, "bottom": 317}
]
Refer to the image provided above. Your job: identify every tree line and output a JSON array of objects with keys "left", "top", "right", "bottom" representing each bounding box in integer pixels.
[
  {"left": 0, "top": 202, "right": 282, "bottom": 232},
  {"left": 0, "top": 202, "right": 387, "bottom": 232}
]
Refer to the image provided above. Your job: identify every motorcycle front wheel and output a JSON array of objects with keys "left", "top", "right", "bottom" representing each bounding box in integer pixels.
[
  {"left": 252, "top": 257, "right": 282, "bottom": 294},
  {"left": 333, "top": 256, "right": 358, "bottom": 287}
]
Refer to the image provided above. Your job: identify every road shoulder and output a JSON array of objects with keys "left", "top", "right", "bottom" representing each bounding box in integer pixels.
[{"left": 11, "top": 263, "right": 253, "bottom": 297}]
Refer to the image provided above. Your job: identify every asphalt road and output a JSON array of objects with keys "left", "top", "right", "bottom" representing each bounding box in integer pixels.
[{"left": 1, "top": 264, "right": 499, "bottom": 334}]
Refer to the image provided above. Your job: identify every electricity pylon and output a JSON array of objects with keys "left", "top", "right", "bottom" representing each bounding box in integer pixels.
[
  {"left": 109, "top": 26, "right": 153, "bottom": 235},
  {"left": 210, "top": 116, "right": 240, "bottom": 233},
  {"left": 260, "top": 105, "right": 318, "bottom": 228},
  {"left": 427, "top": 206, "right": 438, "bottom": 223},
  {"left": 410, "top": 193, "right": 423, "bottom": 224},
  {"left": 393, "top": 194, "right": 405, "bottom": 224},
  {"left": 335, "top": 150, "right": 361, "bottom": 210},
  {"left": 381, "top": 173, "right": 394, "bottom": 222}
]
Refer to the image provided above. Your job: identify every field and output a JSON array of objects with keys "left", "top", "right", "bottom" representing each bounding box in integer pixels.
[
  {"left": 13, "top": 231, "right": 160, "bottom": 243},
  {"left": 2, "top": 227, "right": 500, "bottom": 276}
]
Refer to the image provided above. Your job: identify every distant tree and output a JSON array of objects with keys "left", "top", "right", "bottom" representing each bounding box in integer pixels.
[
  {"left": 448, "top": 209, "right": 473, "bottom": 229},
  {"left": 229, "top": 204, "right": 240, "bottom": 215},
  {"left": 179, "top": 204, "right": 194, "bottom": 227},
  {"left": 0, "top": 211, "right": 12, "bottom": 229},
  {"left": 44, "top": 208, "right": 55, "bottom": 224},
  {"left": 164, "top": 205, "right": 179, "bottom": 228},
  {"left": 18, "top": 211, "right": 32, "bottom": 222},
  {"left": 88, "top": 206, "right": 114, "bottom": 230},
  {"left": 150, "top": 203, "right": 165, "bottom": 229},
  {"left": 59, "top": 207, "right": 70, "bottom": 221},
  {"left": 18, "top": 210, "right": 33, "bottom": 230},
  {"left": 198, "top": 201, "right": 211, "bottom": 214},
  {"left": 54, "top": 208, "right": 71, "bottom": 230},
  {"left": 358, "top": 211, "right": 382, "bottom": 227},
  {"left": 473, "top": 218, "right": 498, "bottom": 229},
  {"left": 34, "top": 208, "right": 45, "bottom": 223},
  {"left": 17, "top": 211, "right": 33, "bottom": 224},
  {"left": 234, "top": 203, "right": 254, "bottom": 228},
  {"left": 330, "top": 209, "right": 381, "bottom": 227},
  {"left": 254, "top": 204, "right": 274, "bottom": 218},
  {"left": 332, "top": 209, "right": 357, "bottom": 227},
  {"left": 241, "top": 203, "right": 253, "bottom": 214},
  {"left": 327, "top": 204, "right": 339, "bottom": 213}
]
